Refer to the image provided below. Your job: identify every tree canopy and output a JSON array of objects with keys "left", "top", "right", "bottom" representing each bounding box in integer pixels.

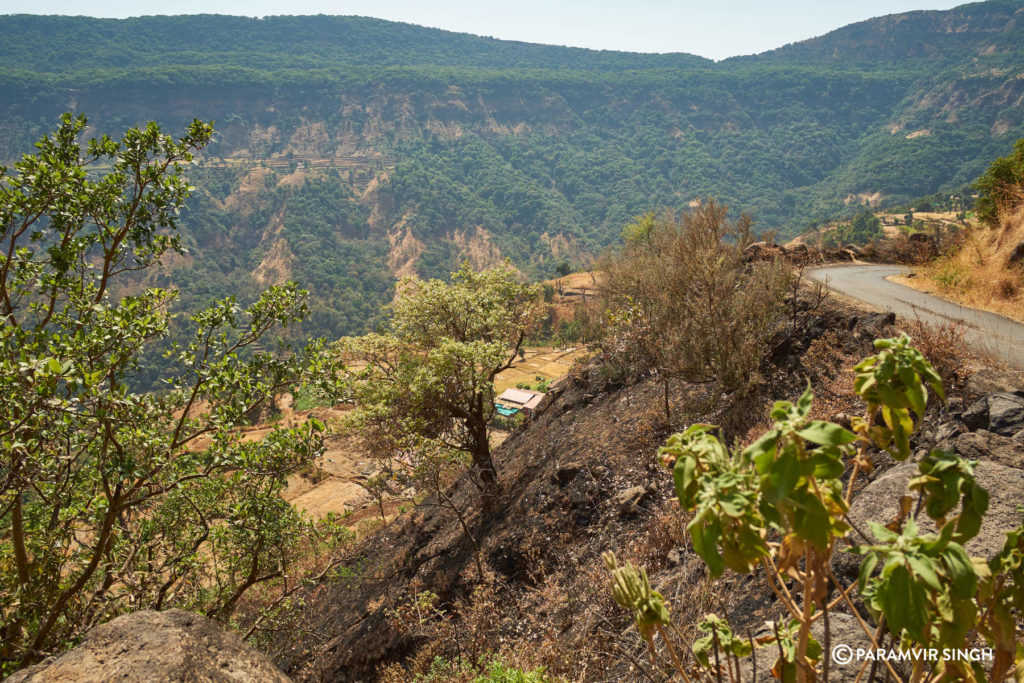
[
  {"left": 975, "top": 137, "right": 1024, "bottom": 226},
  {"left": 341, "top": 261, "right": 541, "bottom": 507},
  {"left": 0, "top": 115, "right": 344, "bottom": 672}
]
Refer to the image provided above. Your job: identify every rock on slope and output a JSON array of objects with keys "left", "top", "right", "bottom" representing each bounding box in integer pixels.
[{"left": 8, "top": 610, "right": 291, "bottom": 683}]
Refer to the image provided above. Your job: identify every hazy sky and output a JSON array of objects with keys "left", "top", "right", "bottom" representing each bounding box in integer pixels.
[{"left": 0, "top": 0, "right": 968, "bottom": 60}]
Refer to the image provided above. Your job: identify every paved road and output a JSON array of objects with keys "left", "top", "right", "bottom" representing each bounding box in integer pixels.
[{"left": 806, "top": 263, "right": 1024, "bottom": 370}]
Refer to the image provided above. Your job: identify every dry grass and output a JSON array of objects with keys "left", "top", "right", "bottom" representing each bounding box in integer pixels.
[{"left": 902, "top": 205, "right": 1024, "bottom": 322}]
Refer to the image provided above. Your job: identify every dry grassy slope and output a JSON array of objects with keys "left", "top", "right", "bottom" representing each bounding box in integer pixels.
[
  {"left": 288, "top": 300, "right": 1008, "bottom": 682},
  {"left": 900, "top": 204, "right": 1024, "bottom": 322}
]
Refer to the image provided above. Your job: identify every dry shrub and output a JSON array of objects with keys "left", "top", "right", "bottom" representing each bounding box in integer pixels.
[
  {"left": 597, "top": 199, "right": 793, "bottom": 403},
  {"left": 630, "top": 502, "right": 691, "bottom": 570},
  {"left": 913, "top": 207, "right": 1023, "bottom": 321},
  {"left": 799, "top": 330, "right": 859, "bottom": 416},
  {"left": 878, "top": 233, "right": 938, "bottom": 264},
  {"left": 997, "top": 276, "right": 1020, "bottom": 299},
  {"left": 803, "top": 330, "right": 846, "bottom": 382},
  {"left": 899, "top": 319, "right": 975, "bottom": 395},
  {"left": 377, "top": 583, "right": 515, "bottom": 682},
  {"left": 634, "top": 402, "right": 671, "bottom": 439}
]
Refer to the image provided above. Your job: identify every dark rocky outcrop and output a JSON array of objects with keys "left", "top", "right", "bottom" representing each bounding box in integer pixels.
[
  {"left": 9, "top": 610, "right": 290, "bottom": 683},
  {"left": 961, "top": 391, "right": 1024, "bottom": 436}
]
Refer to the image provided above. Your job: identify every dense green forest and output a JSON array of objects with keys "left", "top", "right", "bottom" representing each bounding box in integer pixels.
[{"left": 1, "top": 0, "right": 1023, "bottom": 347}]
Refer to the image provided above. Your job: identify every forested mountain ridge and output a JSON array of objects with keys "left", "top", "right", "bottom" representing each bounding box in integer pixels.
[
  {"left": 1, "top": 1, "right": 1023, "bottom": 342},
  {"left": 0, "top": 13, "right": 712, "bottom": 76},
  {"left": 753, "top": 0, "right": 1023, "bottom": 63}
]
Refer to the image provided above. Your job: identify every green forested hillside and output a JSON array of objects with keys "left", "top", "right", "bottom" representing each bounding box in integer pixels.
[{"left": 1, "top": 1, "right": 1023, "bottom": 343}]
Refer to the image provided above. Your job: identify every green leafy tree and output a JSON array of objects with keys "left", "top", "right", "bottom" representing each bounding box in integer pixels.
[
  {"left": 976, "top": 137, "right": 1024, "bottom": 227},
  {"left": 342, "top": 261, "right": 541, "bottom": 508},
  {"left": 0, "top": 115, "right": 343, "bottom": 672},
  {"left": 840, "top": 209, "right": 883, "bottom": 245}
]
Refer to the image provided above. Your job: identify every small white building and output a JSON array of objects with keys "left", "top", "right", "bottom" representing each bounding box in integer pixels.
[{"left": 495, "top": 388, "right": 545, "bottom": 415}]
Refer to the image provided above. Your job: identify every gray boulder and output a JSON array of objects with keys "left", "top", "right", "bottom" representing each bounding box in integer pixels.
[
  {"left": 739, "top": 612, "right": 882, "bottom": 683},
  {"left": 8, "top": 609, "right": 290, "bottom": 683},
  {"left": 949, "top": 429, "right": 1024, "bottom": 470},
  {"left": 847, "top": 461, "right": 1024, "bottom": 560},
  {"left": 962, "top": 392, "right": 1024, "bottom": 436},
  {"left": 814, "top": 612, "right": 902, "bottom": 682},
  {"left": 988, "top": 392, "right": 1024, "bottom": 436}
]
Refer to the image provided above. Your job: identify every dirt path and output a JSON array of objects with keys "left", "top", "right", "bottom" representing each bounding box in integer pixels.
[{"left": 807, "top": 263, "right": 1024, "bottom": 369}]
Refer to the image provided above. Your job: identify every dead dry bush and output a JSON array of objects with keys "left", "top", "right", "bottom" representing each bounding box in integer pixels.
[
  {"left": 802, "top": 329, "right": 846, "bottom": 383},
  {"left": 899, "top": 318, "right": 975, "bottom": 395},
  {"left": 378, "top": 583, "right": 514, "bottom": 682},
  {"left": 630, "top": 502, "right": 691, "bottom": 571},
  {"left": 997, "top": 276, "right": 1020, "bottom": 299},
  {"left": 597, "top": 200, "right": 793, "bottom": 421},
  {"left": 914, "top": 208, "right": 1024, "bottom": 321},
  {"left": 806, "top": 332, "right": 860, "bottom": 413},
  {"left": 875, "top": 233, "right": 939, "bottom": 264},
  {"left": 634, "top": 401, "right": 672, "bottom": 440}
]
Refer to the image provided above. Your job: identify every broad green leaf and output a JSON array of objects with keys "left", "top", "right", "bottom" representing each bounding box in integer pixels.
[
  {"left": 868, "top": 520, "right": 898, "bottom": 543},
  {"left": 858, "top": 552, "right": 879, "bottom": 590},
  {"left": 673, "top": 456, "right": 697, "bottom": 508},
  {"left": 941, "top": 544, "right": 978, "bottom": 598},
  {"left": 906, "top": 554, "right": 941, "bottom": 591},
  {"left": 878, "top": 564, "right": 928, "bottom": 641},
  {"left": 744, "top": 430, "right": 779, "bottom": 469},
  {"left": 796, "top": 385, "right": 813, "bottom": 418},
  {"left": 792, "top": 491, "right": 832, "bottom": 549},
  {"left": 803, "top": 452, "right": 844, "bottom": 480},
  {"left": 956, "top": 483, "right": 989, "bottom": 544},
  {"left": 763, "top": 449, "right": 800, "bottom": 503},
  {"left": 718, "top": 491, "right": 748, "bottom": 517},
  {"left": 797, "top": 420, "right": 857, "bottom": 447}
]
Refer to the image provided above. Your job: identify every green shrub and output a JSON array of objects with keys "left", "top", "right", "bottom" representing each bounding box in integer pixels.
[
  {"left": 976, "top": 137, "right": 1024, "bottom": 227},
  {"left": 413, "top": 655, "right": 551, "bottom": 682},
  {"left": 935, "top": 260, "right": 972, "bottom": 291}
]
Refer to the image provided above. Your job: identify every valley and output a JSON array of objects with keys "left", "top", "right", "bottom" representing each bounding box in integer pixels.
[{"left": 2, "top": 3, "right": 1024, "bottom": 346}]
